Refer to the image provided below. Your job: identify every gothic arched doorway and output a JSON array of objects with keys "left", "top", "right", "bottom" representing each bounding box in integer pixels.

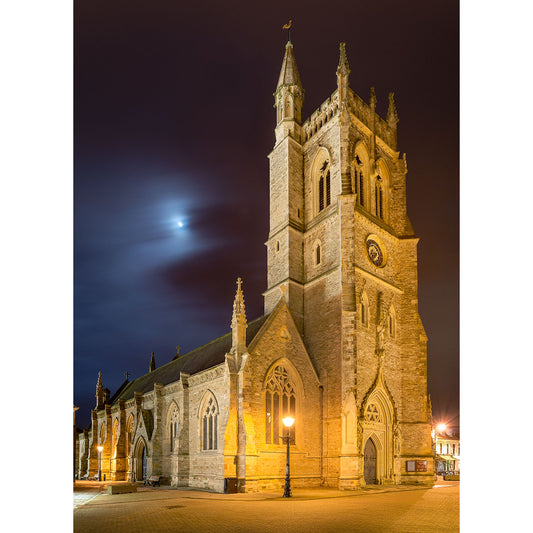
[
  {"left": 364, "top": 438, "right": 377, "bottom": 485},
  {"left": 134, "top": 439, "right": 147, "bottom": 481}
]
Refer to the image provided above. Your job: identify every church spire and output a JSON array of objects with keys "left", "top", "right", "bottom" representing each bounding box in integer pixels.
[
  {"left": 230, "top": 277, "right": 247, "bottom": 354},
  {"left": 274, "top": 40, "right": 304, "bottom": 143},
  {"left": 95, "top": 371, "right": 104, "bottom": 410},
  {"left": 276, "top": 41, "right": 302, "bottom": 91},
  {"left": 149, "top": 352, "right": 156, "bottom": 372},
  {"left": 337, "top": 42, "right": 351, "bottom": 105}
]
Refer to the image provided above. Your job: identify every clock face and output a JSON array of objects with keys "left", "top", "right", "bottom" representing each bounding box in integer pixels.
[{"left": 366, "top": 238, "right": 385, "bottom": 267}]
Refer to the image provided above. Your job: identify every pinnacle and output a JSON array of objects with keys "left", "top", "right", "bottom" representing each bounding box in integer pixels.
[
  {"left": 387, "top": 92, "right": 399, "bottom": 126},
  {"left": 337, "top": 42, "right": 350, "bottom": 75},
  {"left": 232, "top": 277, "right": 247, "bottom": 322},
  {"left": 276, "top": 41, "right": 302, "bottom": 90}
]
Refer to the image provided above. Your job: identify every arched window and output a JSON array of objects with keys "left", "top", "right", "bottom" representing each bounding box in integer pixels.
[
  {"left": 169, "top": 405, "right": 179, "bottom": 452},
  {"left": 373, "top": 160, "right": 390, "bottom": 222},
  {"left": 265, "top": 366, "right": 296, "bottom": 444},
  {"left": 360, "top": 291, "right": 369, "bottom": 327},
  {"left": 125, "top": 414, "right": 134, "bottom": 457},
  {"left": 201, "top": 394, "right": 218, "bottom": 451},
  {"left": 111, "top": 418, "right": 119, "bottom": 458},
  {"left": 353, "top": 144, "right": 369, "bottom": 207},
  {"left": 99, "top": 423, "right": 106, "bottom": 446}
]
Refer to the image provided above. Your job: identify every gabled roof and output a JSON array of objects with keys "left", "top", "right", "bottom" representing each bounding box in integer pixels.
[{"left": 112, "top": 314, "right": 269, "bottom": 403}]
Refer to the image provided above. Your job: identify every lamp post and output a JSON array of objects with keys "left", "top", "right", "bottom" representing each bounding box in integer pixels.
[
  {"left": 281, "top": 416, "right": 295, "bottom": 498},
  {"left": 97, "top": 445, "right": 103, "bottom": 482}
]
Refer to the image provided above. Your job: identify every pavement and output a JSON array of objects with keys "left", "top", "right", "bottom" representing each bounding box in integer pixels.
[{"left": 74, "top": 478, "right": 459, "bottom": 532}]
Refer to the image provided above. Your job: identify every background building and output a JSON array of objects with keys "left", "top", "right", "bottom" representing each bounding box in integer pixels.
[{"left": 434, "top": 430, "right": 460, "bottom": 474}]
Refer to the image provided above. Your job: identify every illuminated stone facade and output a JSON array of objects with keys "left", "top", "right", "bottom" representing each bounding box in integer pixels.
[{"left": 76, "top": 41, "right": 434, "bottom": 491}]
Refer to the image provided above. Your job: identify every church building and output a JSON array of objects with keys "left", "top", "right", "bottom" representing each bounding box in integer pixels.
[{"left": 75, "top": 40, "right": 435, "bottom": 492}]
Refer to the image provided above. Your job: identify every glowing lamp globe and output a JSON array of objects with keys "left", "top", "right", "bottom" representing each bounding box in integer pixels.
[
  {"left": 282, "top": 416, "right": 295, "bottom": 428},
  {"left": 437, "top": 423, "right": 446, "bottom": 432}
]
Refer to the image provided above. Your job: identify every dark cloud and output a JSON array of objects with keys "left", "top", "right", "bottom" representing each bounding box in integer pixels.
[{"left": 75, "top": 0, "right": 459, "bottom": 429}]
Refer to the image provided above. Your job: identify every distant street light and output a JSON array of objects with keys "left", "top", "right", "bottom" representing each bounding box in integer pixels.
[
  {"left": 437, "top": 423, "right": 446, "bottom": 432},
  {"left": 97, "top": 445, "right": 104, "bottom": 481},
  {"left": 281, "top": 416, "right": 295, "bottom": 498}
]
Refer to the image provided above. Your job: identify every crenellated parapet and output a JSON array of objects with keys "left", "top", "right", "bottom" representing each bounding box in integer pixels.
[
  {"left": 302, "top": 88, "right": 397, "bottom": 150},
  {"left": 302, "top": 91, "right": 340, "bottom": 141},
  {"left": 347, "top": 90, "right": 397, "bottom": 150}
]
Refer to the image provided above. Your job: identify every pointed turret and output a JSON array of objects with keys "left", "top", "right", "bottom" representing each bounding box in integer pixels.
[
  {"left": 230, "top": 277, "right": 247, "bottom": 354},
  {"left": 149, "top": 352, "right": 156, "bottom": 372},
  {"left": 337, "top": 42, "right": 351, "bottom": 105},
  {"left": 274, "top": 41, "right": 304, "bottom": 143},
  {"left": 95, "top": 371, "right": 104, "bottom": 410},
  {"left": 277, "top": 41, "right": 302, "bottom": 90}
]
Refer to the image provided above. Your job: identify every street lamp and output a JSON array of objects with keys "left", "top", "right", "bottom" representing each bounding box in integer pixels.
[
  {"left": 97, "top": 445, "right": 103, "bottom": 481},
  {"left": 437, "top": 423, "right": 446, "bottom": 433},
  {"left": 281, "top": 416, "right": 295, "bottom": 498}
]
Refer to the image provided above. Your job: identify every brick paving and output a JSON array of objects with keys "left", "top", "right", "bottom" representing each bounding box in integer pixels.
[{"left": 74, "top": 480, "right": 459, "bottom": 532}]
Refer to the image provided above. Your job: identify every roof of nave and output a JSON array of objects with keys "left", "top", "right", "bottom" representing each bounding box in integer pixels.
[{"left": 111, "top": 314, "right": 269, "bottom": 403}]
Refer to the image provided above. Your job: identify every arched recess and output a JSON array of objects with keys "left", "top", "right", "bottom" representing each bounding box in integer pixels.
[
  {"left": 359, "top": 383, "right": 396, "bottom": 485},
  {"left": 388, "top": 304, "right": 397, "bottom": 339},
  {"left": 198, "top": 391, "right": 219, "bottom": 451},
  {"left": 372, "top": 159, "right": 391, "bottom": 222},
  {"left": 111, "top": 418, "right": 119, "bottom": 459},
  {"left": 352, "top": 142, "right": 370, "bottom": 207},
  {"left": 133, "top": 436, "right": 148, "bottom": 481},
  {"left": 125, "top": 414, "right": 134, "bottom": 458},
  {"left": 342, "top": 392, "right": 357, "bottom": 450},
  {"left": 311, "top": 147, "right": 332, "bottom": 217},
  {"left": 263, "top": 358, "right": 304, "bottom": 446},
  {"left": 359, "top": 290, "right": 370, "bottom": 327},
  {"left": 313, "top": 239, "right": 322, "bottom": 266}
]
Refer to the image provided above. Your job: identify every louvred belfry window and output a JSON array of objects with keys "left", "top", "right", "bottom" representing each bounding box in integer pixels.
[
  {"left": 318, "top": 160, "right": 331, "bottom": 212},
  {"left": 355, "top": 154, "right": 364, "bottom": 206},
  {"left": 265, "top": 366, "right": 296, "bottom": 444}
]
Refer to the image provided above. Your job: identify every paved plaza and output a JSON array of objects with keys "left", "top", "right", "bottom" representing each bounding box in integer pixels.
[{"left": 74, "top": 479, "right": 459, "bottom": 532}]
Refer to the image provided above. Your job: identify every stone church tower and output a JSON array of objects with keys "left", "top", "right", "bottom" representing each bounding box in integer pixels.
[{"left": 264, "top": 41, "right": 433, "bottom": 487}]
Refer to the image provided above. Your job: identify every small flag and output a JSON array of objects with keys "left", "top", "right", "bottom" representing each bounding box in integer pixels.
[{"left": 283, "top": 20, "right": 292, "bottom": 30}]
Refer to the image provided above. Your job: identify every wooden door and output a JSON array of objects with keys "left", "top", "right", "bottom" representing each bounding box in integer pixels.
[{"left": 364, "top": 438, "right": 377, "bottom": 484}]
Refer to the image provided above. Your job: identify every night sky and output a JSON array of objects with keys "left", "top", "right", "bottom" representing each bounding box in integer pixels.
[{"left": 74, "top": 0, "right": 459, "bottom": 430}]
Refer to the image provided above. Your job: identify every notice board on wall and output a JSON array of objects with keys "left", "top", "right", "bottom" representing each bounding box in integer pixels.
[{"left": 406, "top": 460, "right": 427, "bottom": 472}]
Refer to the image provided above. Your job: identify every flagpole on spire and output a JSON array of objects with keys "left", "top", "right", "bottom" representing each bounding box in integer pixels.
[{"left": 283, "top": 20, "right": 293, "bottom": 42}]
